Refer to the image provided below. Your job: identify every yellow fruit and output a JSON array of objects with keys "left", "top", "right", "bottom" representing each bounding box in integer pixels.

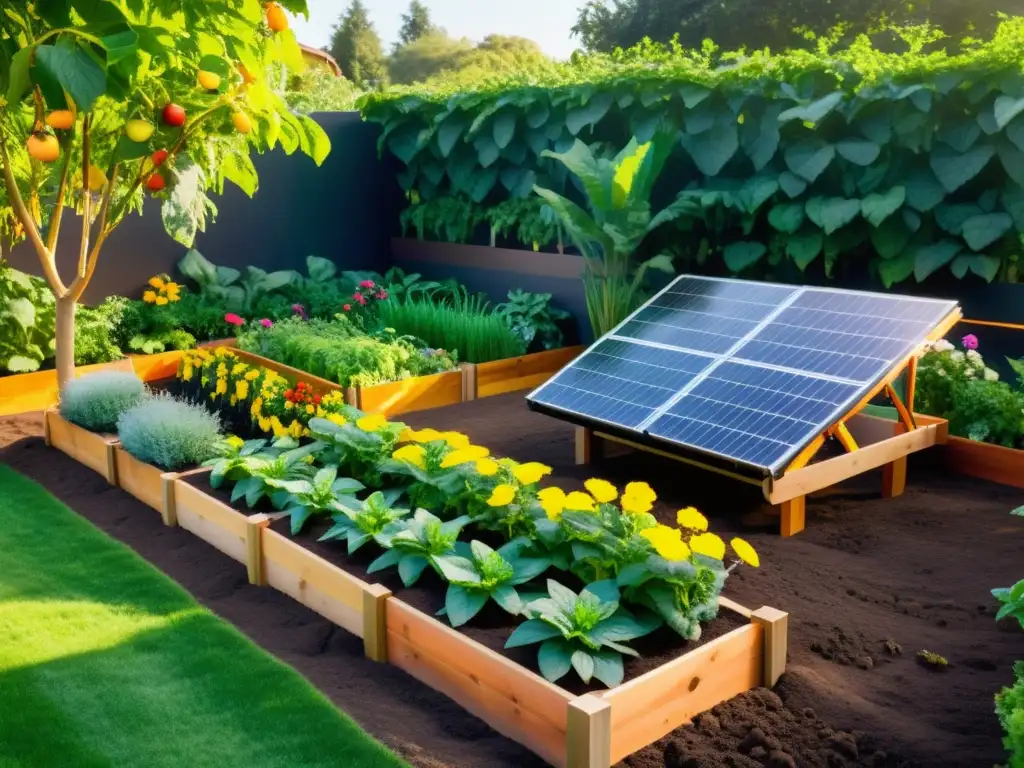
[
  {"left": 26, "top": 133, "right": 59, "bottom": 163},
  {"left": 45, "top": 110, "right": 74, "bottom": 130},
  {"left": 231, "top": 111, "right": 252, "bottom": 134},
  {"left": 86, "top": 164, "right": 107, "bottom": 191},
  {"left": 125, "top": 119, "right": 155, "bottom": 143},
  {"left": 198, "top": 70, "right": 221, "bottom": 90},
  {"left": 266, "top": 2, "right": 289, "bottom": 32}
]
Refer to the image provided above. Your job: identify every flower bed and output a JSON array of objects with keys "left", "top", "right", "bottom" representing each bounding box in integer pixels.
[{"left": 43, "top": 409, "right": 119, "bottom": 484}]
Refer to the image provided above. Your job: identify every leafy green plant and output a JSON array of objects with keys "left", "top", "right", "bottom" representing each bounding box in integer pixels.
[
  {"left": 535, "top": 134, "right": 678, "bottom": 335},
  {"left": 505, "top": 579, "right": 660, "bottom": 687},
  {"left": 485, "top": 198, "right": 560, "bottom": 251},
  {"left": 267, "top": 465, "right": 366, "bottom": 534},
  {"left": 59, "top": 371, "right": 146, "bottom": 432},
  {"left": 399, "top": 196, "right": 485, "bottom": 242},
  {"left": 74, "top": 298, "right": 127, "bottom": 365},
  {"left": 997, "top": 661, "right": 1024, "bottom": 768},
  {"left": 946, "top": 379, "right": 1024, "bottom": 448},
  {"left": 433, "top": 539, "right": 551, "bottom": 627},
  {"left": 319, "top": 490, "right": 410, "bottom": 554},
  {"left": 116, "top": 394, "right": 222, "bottom": 471},
  {"left": 204, "top": 436, "right": 270, "bottom": 485},
  {"left": 226, "top": 441, "right": 322, "bottom": 509},
  {"left": 368, "top": 509, "right": 471, "bottom": 586},
  {"left": 618, "top": 555, "right": 726, "bottom": 640},
  {"left": 495, "top": 290, "right": 570, "bottom": 351},
  {"left": 307, "top": 415, "right": 408, "bottom": 489},
  {"left": 0, "top": 263, "right": 55, "bottom": 373},
  {"left": 993, "top": 579, "right": 1024, "bottom": 631}
]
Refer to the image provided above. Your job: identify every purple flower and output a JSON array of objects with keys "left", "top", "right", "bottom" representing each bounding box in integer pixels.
[
  {"left": 259, "top": 318, "right": 273, "bottom": 328},
  {"left": 962, "top": 334, "right": 979, "bottom": 350},
  {"left": 291, "top": 303, "right": 307, "bottom": 318}
]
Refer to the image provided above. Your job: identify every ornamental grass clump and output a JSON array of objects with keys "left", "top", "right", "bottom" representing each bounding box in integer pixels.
[
  {"left": 117, "top": 393, "right": 223, "bottom": 471},
  {"left": 58, "top": 371, "right": 146, "bottom": 432}
]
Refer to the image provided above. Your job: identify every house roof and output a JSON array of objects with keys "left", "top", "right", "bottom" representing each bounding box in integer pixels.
[{"left": 298, "top": 44, "right": 342, "bottom": 76}]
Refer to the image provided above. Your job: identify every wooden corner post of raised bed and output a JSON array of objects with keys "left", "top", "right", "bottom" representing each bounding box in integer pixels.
[
  {"left": 245, "top": 514, "right": 271, "bottom": 586},
  {"left": 567, "top": 694, "right": 612, "bottom": 768},
  {"left": 750, "top": 606, "right": 789, "bottom": 687},
  {"left": 160, "top": 473, "right": 179, "bottom": 527},
  {"left": 362, "top": 584, "right": 392, "bottom": 662}
]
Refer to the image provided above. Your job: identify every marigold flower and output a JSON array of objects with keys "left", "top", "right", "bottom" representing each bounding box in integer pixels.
[
  {"left": 624, "top": 481, "right": 657, "bottom": 505},
  {"left": 225, "top": 435, "right": 244, "bottom": 449},
  {"left": 215, "top": 378, "right": 228, "bottom": 396},
  {"left": 148, "top": 276, "right": 165, "bottom": 289},
  {"left": 584, "top": 478, "right": 618, "bottom": 503},
  {"left": 620, "top": 494, "right": 653, "bottom": 515},
  {"left": 537, "top": 487, "right": 566, "bottom": 520},
  {"left": 357, "top": 414, "right": 387, "bottom": 432},
  {"left": 326, "top": 413, "right": 347, "bottom": 427},
  {"left": 690, "top": 532, "right": 726, "bottom": 560},
  {"left": 487, "top": 484, "right": 516, "bottom": 507},
  {"left": 730, "top": 537, "right": 760, "bottom": 567},
  {"left": 563, "top": 491, "right": 595, "bottom": 512},
  {"left": 235, "top": 380, "right": 249, "bottom": 400},
  {"left": 250, "top": 397, "right": 263, "bottom": 418},
  {"left": 392, "top": 444, "right": 426, "bottom": 468},
  {"left": 154, "top": 296, "right": 168, "bottom": 305},
  {"left": 442, "top": 432, "right": 471, "bottom": 450},
  {"left": 142, "top": 290, "right": 157, "bottom": 303},
  {"left": 475, "top": 458, "right": 499, "bottom": 476},
  {"left": 512, "top": 462, "right": 552, "bottom": 485},
  {"left": 676, "top": 506, "right": 708, "bottom": 531},
  {"left": 641, "top": 525, "right": 690, "bottom": 561},
  {"left": 409, "top": 428, "right": 443, "bottom": 443},
  {"left": 440, "top": 445, "right": 490, "bottom": 468}
]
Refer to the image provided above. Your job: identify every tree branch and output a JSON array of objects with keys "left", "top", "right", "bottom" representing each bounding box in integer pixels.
[
  {"left": 0, "top": 122, "right": 66, "bottom": 297},
  {"left": 46, "top": 133, "right": 74, "bottom": 253},
  {"left": 76, "top": 115, "right": 91, "bottom": 278},
  {"left": 69, "top": 159, "right": 117, "bottom": 302}
]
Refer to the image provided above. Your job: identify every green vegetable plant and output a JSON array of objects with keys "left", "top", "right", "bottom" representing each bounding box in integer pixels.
[
  {"left": 319, "top": 490, "right": 411, "bottom": 554},
  {"left": 535, "top": 133, "right": 679, "bottom": 336},
  {"left": 485, "top": 198, "right": 560, "bottom": 251},
  {"left": 618, "top": 556, "right": 726, "bottom": 640},
  {"left": 308, "top": 415, "right": 408, "bottom": 489},
  {"left": 505, "top": 579, "right": 661, "bottom": 687},
  {"left": 993, "top": 578, "right": 1024, "bottom": 630},
  {"left": 0, "top": 262, "right": 56, "bottom": 373},
  {"left": 997, "top": 662, "right": 1024, "bottom": 767},
  {"left": 204, "top": 436, "right": 270, "bottom": 486},
  {"left": 433, "top": 538, "right": 552, "bottom": 627},
  {"left": 226, "top": 440, "right": 322, "bottom": 509},
  {"left": 267, "top": 465, "right": 366, "bottom": 535},
  {"left": 495, "top": 290, "right": 570, "bottom": 351},
  {"left": 399, "top": 196, "right": 485, "bottom": 242},
  {"left": 368, "top": 509, "right": 471, "bottom": 587}
]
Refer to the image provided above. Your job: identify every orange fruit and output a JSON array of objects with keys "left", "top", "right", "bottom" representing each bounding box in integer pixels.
[
  {"left": 45, "top": 110, "right": 74, "bottom": 130},
  {"left": 266, "top": 3, "right": 289, "bottom": 32},
  {"left": 26, "top": 133, "right": 59, "bottom": 163},
  {"left": 198, "top": 70, "right": 221, "bottom": 90},
  {"left": 232, "top": 111, "right": 252, "bottom": 134}
]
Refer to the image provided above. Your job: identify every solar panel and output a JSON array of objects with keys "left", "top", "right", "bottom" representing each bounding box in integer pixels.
[{"left": 527, "top": 275, "right": 959, "bottom": 476}]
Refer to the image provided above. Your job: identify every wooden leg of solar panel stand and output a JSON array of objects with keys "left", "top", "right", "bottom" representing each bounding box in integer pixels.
[
  {"left": 780, "top": 496, "right": 806, "bottom": 537},
  {"left": 882, "top": 423, "right": 908, "bottom": 498},
  {"left": 575, "top": 427, "right": 596, "bottom": 466}
]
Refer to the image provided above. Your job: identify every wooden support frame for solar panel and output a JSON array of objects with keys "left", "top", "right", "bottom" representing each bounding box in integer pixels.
[{"left": 566, "top": 287, "right": 963, "bottom": 537}]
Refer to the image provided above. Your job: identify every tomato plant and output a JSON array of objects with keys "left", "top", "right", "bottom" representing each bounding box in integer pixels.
[{"left": 0, "top": 0, "right": 330, "bottom": 386}]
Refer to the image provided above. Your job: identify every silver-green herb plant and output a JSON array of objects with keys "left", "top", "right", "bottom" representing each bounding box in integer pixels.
[
  {"left": 58, "top": 371, "right": 146, "bottom": 432},
  {"left": 116, "top": 393, "right": 222, "bottom": 471}
]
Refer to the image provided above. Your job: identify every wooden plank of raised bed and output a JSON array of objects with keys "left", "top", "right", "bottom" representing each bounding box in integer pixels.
[
  {"left": 44, "top": 410, "right": 118, "bottom": 483},
  {"left": 114, "top": 448, "right": 167, "bottom": 512},
  {"left": 475, "top": 346, "right": 583, "bottom": 399},
  {"left": 944, "top": 435, "right": 1024, "bottom": 489},
  {"left": 386, "top": 598, "right": 572, "bottom": 768},
  {"left": 600, "top": 623, "right": 763, "bottom": 765},
  {"left": 172, "top": 473, "right": 251, "bottom": 564},
  {"left": 0, "top": 358, "right": 135, "bottom": 417},
  {"left": 261, "top": 529, "right": 366, "bottom": 637},
  {"left": 357, "top": 370, "right": 464, "bottom": 417}
]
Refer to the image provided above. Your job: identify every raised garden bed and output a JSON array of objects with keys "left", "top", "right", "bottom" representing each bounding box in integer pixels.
[
  {"left": 43, "top": 409, "right": 118, "bottom": 484},
  {"left": 1, "top": 358, "right": 135, "bottom": 417}
]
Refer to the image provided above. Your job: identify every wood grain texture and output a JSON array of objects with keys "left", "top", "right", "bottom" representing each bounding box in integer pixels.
[
  {"left": 944, "top": 436, "right": 1024, "bottom": 489},
  {"left": 566, "top": 695, "right": 611, "bottom": 768},
  {"left": 751, "top": 607, "right": 789, "bottom": 688},
  {"left": 45, "top": 410, "right": 119, "bottom": 482},
  {"left": 600, "top": 624, "right": 763, "bottom": 765},
  {"left": 356, "top": 370, "right": 464, "bottom": 416},
  {"left": 363, "top": 584, "right": 391, "bottom": 662},
  {"left": 475, "top": 346, "right": 584, "bottom": 398},
  {"left": 114, "top": 448, "right": 166, "bottom": 512},
  {"left": 386, "top": 598, "right": 572, "bottom": 768},
  {"left": 261, "top": 529, "right": 366, "bottom": 637},
  {"left": 0, "top": 358, "right": 134, "bottom": 417},
  {"left": 171, "top": 475, "right": 251, "bottom": 564}
]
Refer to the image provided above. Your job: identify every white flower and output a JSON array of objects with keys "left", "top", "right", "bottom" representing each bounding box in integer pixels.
[
  {"left": 985, "top": 368, "right": 1000, "bottom": 381},
  {"left": 965, "top": 367, "right": 975, "bottom": 377},
  {"left": 966, "top": 349, "right": 982, "bottom": 363},
  {"left": 950, "top": 350, "right": 965, "bottom": 363},
  {"left": 933, "top": 339, "right": 955, "bottom": 353},
  {"left": 937, "top": 368, "right": 947, "bottom": 377}
]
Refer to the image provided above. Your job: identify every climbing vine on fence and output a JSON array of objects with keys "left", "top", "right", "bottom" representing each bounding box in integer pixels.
[{"left": 360, "top": 20, "right": 1024, "bottom": 286}]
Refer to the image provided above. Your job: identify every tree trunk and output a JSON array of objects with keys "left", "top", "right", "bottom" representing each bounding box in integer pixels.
[{"left": 55, "top": 295, "right": 76, "bottom": 389}]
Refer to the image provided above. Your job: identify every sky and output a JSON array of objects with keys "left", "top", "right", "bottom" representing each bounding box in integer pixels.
[{"left": 290, "top": 0, "right": 582, "bottom": 60}]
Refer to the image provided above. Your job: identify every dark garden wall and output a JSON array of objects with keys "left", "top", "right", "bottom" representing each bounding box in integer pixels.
[{"left": 8, "top": 112, "right": 402, "bottom": 305}]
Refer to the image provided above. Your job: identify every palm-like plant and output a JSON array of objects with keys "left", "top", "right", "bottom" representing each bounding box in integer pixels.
[{"left": 533, "top": 131, "right": 681, "bottom": 336}]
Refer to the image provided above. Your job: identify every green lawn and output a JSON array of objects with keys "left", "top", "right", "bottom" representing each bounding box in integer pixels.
[{"left": 0, "top": 464, "right": 408, "bottom": 768}]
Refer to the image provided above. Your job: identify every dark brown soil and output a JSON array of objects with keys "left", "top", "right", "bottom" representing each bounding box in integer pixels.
[{"left": 4, "top": 392, "right": 1024, "bottom": 768}]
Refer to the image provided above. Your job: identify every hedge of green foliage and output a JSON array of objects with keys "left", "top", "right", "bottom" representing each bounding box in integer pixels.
[{"left": 360, "top": 21, "right": 1024, "bottom": 286}]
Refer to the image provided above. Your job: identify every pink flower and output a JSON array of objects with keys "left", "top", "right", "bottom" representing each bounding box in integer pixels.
[
  {"left": 291, "top": 303, "right": 306, "bottom": 316},
  {"left": 342, "top": 304, "right": 352, "bottom": 312},
  {"left": 376, "top": 289, "right": 388, "bottom": 300},
  {"left": 224, "top": 313, "right": 245, "bottom": 327},
  {"left": 259, "top": 318, "right": 273, "bottom": 328},
  {"left": 353, "top": 292, "right": 367, "bottom": 306},
  {"left": 962, "top": 334, "right": 979, "bottom": 350},
  {"left": 359, "top": 280, "right": 375, "bottom": 289}
]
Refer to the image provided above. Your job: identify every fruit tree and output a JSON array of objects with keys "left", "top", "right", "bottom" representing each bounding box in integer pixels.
[{"left": 0, "top": 0, "right": 329, "bottom": 386}]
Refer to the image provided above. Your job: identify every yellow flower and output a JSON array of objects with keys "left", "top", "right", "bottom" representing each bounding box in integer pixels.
[
  {"left": 215, "top": 378, "right": 228, "bottom": 396},
  {"left": 487, "top": 484, "right": 516, "bottom": 507},
  {"left": 730, "top": 538, "right": 760, "bottom": 568},
  {"left": 584, "top": 478, "right": 618, "bottom": 504},
  {"left": 475, "top": 458, "right": 499, "bottom": 476},
  {"left": 181, "top": 364, "right": 193, "bottom": 382},
  {"left": 216, "top": 362, "right": 227, "bottom": 378},
  {"left": 442, "top": 431, "right": 471, "bottom": 450},
  {"left": 512, "top": 462, "right": 552, "bottom": 485},
  {"left": 620, "top": 494, "right": 653, "bottom": 515},
  {"left": 285, "top": 400, "right": 295, "bottom": 410},
  {"left": 154, "top": 296, "right": 168, "bottom": 305},
  {"left": 250, "top": 397, "right": 263, "bottom": 418},
  {"left": 392, "top": 444, "right": 427, "bottom": 468},
  {"left": 245, "top": 369, "right": 260, "bottom": 381},
  {"left": 676, "top": 507, "right": 708, "bottom": 531},
  {"left": 690, "top": 533, "right": 726, "bottom": 560},
  {"left": 306, "top": 404, "right": 315, "bottom": 415},
  {"left": 409, "top": 428, "right": 443, "bottom": 443},
  {"left": 357, "top": 414, "right": 387, "bottom": 432},
  {"left": 229, "top": 395, "right": 238, "bottom": 406},
  {"left": 142, "top": 290, "right": 157, "bottom": 303},
  {"left": 537, "top": 487, "right": 566, "bottom": 521},
  {"left": 641, "top": 525, "right": 690, "bottom": 561},
  {"left": 164, "top": 281, "right": 180, "bottom": 293},
  {"left": 624, "top": 481, "right": 657, "bottom": 505},
  {"left": 235, "top": 380, "right": 249, "bottom": 400},
  {"left": 326, "top": 413, "right": 347, "bottom": 427},
  {"left": 148, "top": 276, "right": 165, "bottom": 289},
  {"left": 225, "top": 435, "right": 244, "bottom": 449},
  {"left": 440, "top": 445, "right": 490, "bottom": 468},
  {"left": 290, "top": 421, "right": 303, "bottom": 439},
  {"left": 398, "top": 427, "right": 415, "bottom": 443},
  {"left": 563, "top": 491, "right": 595, "bottom": 512},
  {"left": 231, "top": 363, "right": 248, "bottom": 375},
  {"left": 258, "top": 416, "right": 272, "bottom": 433}
]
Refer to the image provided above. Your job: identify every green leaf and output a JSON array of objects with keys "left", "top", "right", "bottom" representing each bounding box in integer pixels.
[
  {"left": 935, "top": 203, "right": 984, "bottom": 235},
  {"left": 4, "top": 297, "right": 34, "bottom": 329},
  {"left": 474, "top": 135, "right": 499, "bottom": 168},
  {"left": 506, "top": 618, "right": 562, "bottom": 648},
  {"left": 805, "top": 197, "right": 860, "bottom": 235},
  {"left": 571, "top": 650, "right": 595, "bottom": 683},
  {"left": 466, "top": 166, "right": 498, "bottom": 203},
  {"left": 433, "top": 555, "right": 482, "bottom": 585},
  {"left": 723, "top": 242, "right": 767, "bottom": 272},
  {"left": 785, "top": 139, "right": 835, "bottom": 183},
  {"left": 871, "top": 216, "right": 912, "bottom": 260},
  {"left": 566, "top": 92, "right": 613, "bottom": 135},
  {"left": 951, "top": 253, "right": 1001, "bottom": 281},
  {"left": 220, "top": 153, "right": 258, "bottom": 197},
  {"left": 836, "top": 139, "right": 880, "bottom": 166},
  {"left": 492, "top": 111, "right": 516, "bottom": 149},
  {"left": 6, "top": 47, "right": 32, "bottom": 104},
  {"left": 398, "top": 555, "right": 430, "bottom": 586},
  {"left": 904, "top": 168, "right": 945, "bottom": 212},
  {"left": 445, "top": 585, "right": 489, "bottom": 628},
  {"left": 526, "top": 102, "right": 550, "bottom": 129},
  {"left": 962, "top": 213, "right": 1014, "bottom": 251},
  {"left": 997, "top": 139, "right": 1024, "bottom": 187},
  {"left": 34, "top": 41, "right": 106, "bottom": 112},
  {"left": 913, "top": 241, "right": 962, "bottom": 281},
  {"left": 742, "top": 104, "right": 782, "bottom": 171},
  {"left": 1007, "top": 117, "right": 1024, "bottom": 153},
  {"left": 7, "top": 355, "right": 41, "bottom": 373},
  {"left": 787, "top": 230, "right": 823, "bottom": 269},
  {"left": 591, "top": 650, "right": 625, "bottom": 688},
  {"left": 995, "top": 95, "right": 1024, "bottom": 130},
  {"left": 929, "top": 143, "right": 994, "bottom": 193},
  {"left": 937, "top": 118, "right": 982, "bottom": 153},
  {"left": 861, "top": 187, "right": 905, "bottom": 227},
  {"left": 876, "top": 251, "right": 915, "bottom": 287},
  {"left": 537, "top": 638, "right": 573, "bottom": 682},
  {"left": 737, "top": 176, "right": 779, "bottom": 214},
  {"left": 1003, "top": 186, "right": 1024, "bottom": 230},
  {"left": 679, "top": 84, "right": 711, "bottom": 108},
  {"left": 680, "top": 123, "right": 738, "bottom": 177},
  {"left": 778, "top": 171, "right": 807, "bottom": 198},
  {"left": 436, "top": 114, "right": 468, "bottom": 157},
  {"left": 768, "top": 202, "right": 805, "bottom": 234},
  {"left": 100, "top": 28, "right": 138, "bottom": 65},
  {"left": 778, "top": 92, "right": 843, "bottom": 124}
]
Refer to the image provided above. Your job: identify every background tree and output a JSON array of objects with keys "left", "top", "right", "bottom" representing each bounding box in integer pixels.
[
  {"left": 0, "top": 0, "right": 329, "bottom": 387},
  {"left": 389, "top": 33, "right": 552, "bottom": 87},
  {"left": 388, "top": 33, "right": 473, "bottom": 85},
  {"left": 328, "top": 1, "right": 389, "bottom": 89},
  {"left": 397, "top": 1, "right": 438, "bottom": 48}
]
